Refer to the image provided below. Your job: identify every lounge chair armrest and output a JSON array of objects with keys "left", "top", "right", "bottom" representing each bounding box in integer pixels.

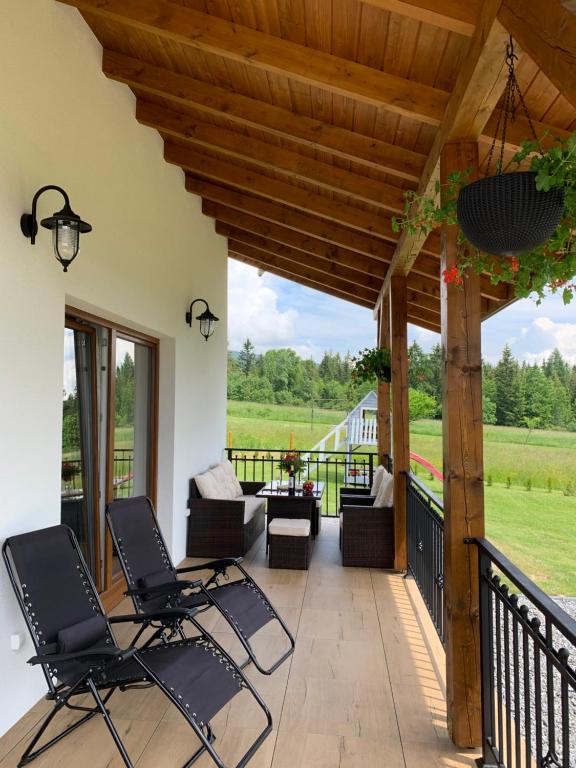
[
  {"left": 240, "top": 481, "right": 266, "bottom": 495},
  {"left": 109, "top": 607, "right": 199, "bottom": 624},
  {"left": 28, "top": 646, "right": 136, "bottom": 666},
  {"left": 124, "top": 579, "right": 201, "bottom": 597},
  {"left": 177, "top": 557, "right": 243, "bottom": 575}
]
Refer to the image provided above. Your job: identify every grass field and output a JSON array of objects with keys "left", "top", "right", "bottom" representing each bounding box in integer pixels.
[{"left": 228, "top": 400, "right": 576, "bottom": 595}]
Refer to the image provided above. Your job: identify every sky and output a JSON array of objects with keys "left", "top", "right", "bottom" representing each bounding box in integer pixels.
[{"left": 228, "top": 260, "right": 576, "bottom": 365}]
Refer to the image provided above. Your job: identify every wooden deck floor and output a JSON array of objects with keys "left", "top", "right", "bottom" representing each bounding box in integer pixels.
[{"left": 0, "top": 519, "right": 480, "bottom": 767}]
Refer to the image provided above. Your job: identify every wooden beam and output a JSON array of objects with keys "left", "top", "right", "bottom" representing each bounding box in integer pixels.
[
  {"left": 482, "top": 109, "right": 572, "bottom": 151},
  {"left": 138, "top": 101, "right": 409, "bottom": 212},
  {"left": 60, "top": 0, "right": 449, "bottom": 124},
  {"left": 441, "top": 141, "right": 484, "bottom": 749},
  {"left": 228, "top": 241, "right": 379, "bottom": 304},
  {"left": 390, "top": 275, "right": 409, "bottom": 571},
  {"left": 206, "top": 204, "right": 390, "bottom": 277},
  {"left": 376, "top": 0, "right": 510, "bottom": 307},
  {"left": 361, "top": 0, "right": 479, "bottom": 37},
  {"left": 229, "top": 252, "right": 373, "bottom": 309},
  {"left": 190, "top": 179, "right": 395, "bottom": 260},
  {"left": 499, "top": 0, "right": 576, "bottom": 111},
  {"left": 172, "top": 152, "right": 403, "bottom": 241},
  {"left": 102, "top": 50, "right": 426, "bottom": 183},
  {"left": 218, "top": 225, "right": 384, "bottom": 291},
  {"left": 407, "top": 315, "right": 440, "bottom": 333},
  {"left": 377, "top": 295, "right": 392, "bottom": 467},
  {"left": 406, "top": 304, "right": 443, "bottom": 327}
]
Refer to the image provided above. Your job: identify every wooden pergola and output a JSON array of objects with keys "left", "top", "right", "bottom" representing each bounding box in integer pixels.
[{"left": 58, "top": 0, "right": 576, "bottom": 751}]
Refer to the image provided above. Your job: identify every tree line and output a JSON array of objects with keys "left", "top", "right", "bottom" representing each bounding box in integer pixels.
[{"left": 229, "top": 339, "right": 576, "bottom": 430}]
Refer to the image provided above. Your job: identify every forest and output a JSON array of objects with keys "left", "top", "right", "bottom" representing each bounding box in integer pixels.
[{"left": 228, "top": 339, "right": 576, "bottom": 431}]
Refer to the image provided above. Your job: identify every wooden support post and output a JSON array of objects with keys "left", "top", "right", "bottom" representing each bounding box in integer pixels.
[
  {"left": 377, "top": 293, "right": 391, "bottom": 467},
  {"left": 441, "top": 141, "right": 484, "bottom": 748},
  {"left": 390, "top": 275, "right": 409, "bottom": 571}
]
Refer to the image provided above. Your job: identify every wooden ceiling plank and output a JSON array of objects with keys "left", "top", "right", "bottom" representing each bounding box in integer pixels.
[
  {"left": 229, "top": 251, "right": 374, "bottom": 309},
  {"left": 168, "top": 145, "right": 403, "bottom": 240},
  {"left": 211, "top": 215, "right": 389, "bottom": 278},
  {"left": 59, "top": 0, "right": 449, "bottom": 123},
  {"left": 190, "top": 179, "right": 395, "bottom": 259},
  {"left": 377, "top": 0, "right": 511, "bottom": 308},
  {"left": 219, "top": 225, "right": 384, "bottom": 290},
  {"left": 407, "top": 314, "right": 441, "bottom": 332},
  {"left": 102, "top": 50, "right": 426, "bottom": 182},
  {"left": 138, "top": 101, "right": 409, "bottom": 211},
  {"left": 360, "top": 0, "right": 478, "bottom": 37},
  {"left": 228, "top": 241, "right": 379, "bottom": 303},
  {"left": 499, "top": 0, "right": 576, "bottom": 111}
]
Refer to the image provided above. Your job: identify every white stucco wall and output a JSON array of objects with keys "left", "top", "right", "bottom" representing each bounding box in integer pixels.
[{"left": 0, "top": 0, "right": 228, "bottom": 734}]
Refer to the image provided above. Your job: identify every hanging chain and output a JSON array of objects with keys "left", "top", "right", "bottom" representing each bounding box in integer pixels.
[{"left": 485, "top": 36, "right": 539, "bottom": 177}]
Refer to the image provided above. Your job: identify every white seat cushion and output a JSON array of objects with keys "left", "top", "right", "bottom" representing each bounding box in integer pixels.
[
  {"left": 238, "top": 495, "right": 266, "bottom": 524},
  {"left": 374, "top": 472, "right": 394, "bottom": 508},
  {"left": 268, "top": 518, "right": 311, "bottom": 537}
]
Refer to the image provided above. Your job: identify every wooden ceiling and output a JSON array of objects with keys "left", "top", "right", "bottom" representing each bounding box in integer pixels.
[{"left": 59, "top": 0, "right": 576, "bottom": 333}]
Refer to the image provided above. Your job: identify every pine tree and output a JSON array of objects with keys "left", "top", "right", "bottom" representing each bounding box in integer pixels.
[
  {"left": 238, "top": 338, "right": 257, "bottom": 376},
  {"left": 494, "top": 345, "right": 521, "bottom": 426}
]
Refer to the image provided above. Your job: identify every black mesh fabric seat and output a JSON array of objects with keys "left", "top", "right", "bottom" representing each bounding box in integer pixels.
[
  {"left": 106, "top": 496, "right": 294, "bottom": 674},
  {"left": 3, "top": 525, "right": 272, "bottom": 768}
]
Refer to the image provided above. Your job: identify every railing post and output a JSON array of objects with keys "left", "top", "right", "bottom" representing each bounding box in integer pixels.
[
  {"left": 474, "top": 541, "right": 497, "bottom": 768},
  {"left": 368, "top": 453, "right": 374, "bottom": 487}
]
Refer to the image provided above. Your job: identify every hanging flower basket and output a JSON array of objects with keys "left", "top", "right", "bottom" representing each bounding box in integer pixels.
[
  {"left": 351, "top": 347, "right": 391, "bottom": 383},
  {"left": 457, "top": 171, "right": 565, "bottom": 256}
]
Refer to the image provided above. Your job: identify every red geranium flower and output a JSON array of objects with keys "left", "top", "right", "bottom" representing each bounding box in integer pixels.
[
  {"left": 442, "top": 265, "right": 463, "bottom": 286},
  {"left": 510, "top": 256, "right": 519, "bottom": 273}
]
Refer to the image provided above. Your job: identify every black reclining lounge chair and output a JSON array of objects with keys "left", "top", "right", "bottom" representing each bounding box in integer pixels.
[
  {"left": 106, "top": 496, "right": 294, "bottom": 675},
  {"left": 3, "top": 525, "right": 272, "bottom": 768}
]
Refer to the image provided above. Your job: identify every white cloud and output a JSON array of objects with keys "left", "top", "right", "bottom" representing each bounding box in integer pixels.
[
  {"left": 524, "top": 349, "right": 553, "bottom": 364},
  {"left": 228, "top": 262, "right": 298, "bottom": 351},
  {"left": 528, "top": 316, "right": 576, "bottom": 363}
]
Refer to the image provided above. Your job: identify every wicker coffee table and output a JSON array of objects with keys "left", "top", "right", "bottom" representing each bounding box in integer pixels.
[{"left": 257, "top": 481, "right": 324, "bottom": 548}]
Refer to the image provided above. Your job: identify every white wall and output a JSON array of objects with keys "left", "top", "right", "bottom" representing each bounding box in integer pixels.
[{"left": 0, "top": 0, "right": 228, "bottom": 734}]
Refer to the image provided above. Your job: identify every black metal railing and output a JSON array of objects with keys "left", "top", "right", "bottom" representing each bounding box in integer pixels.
[
  {"left": 227, "top": 448, "right": 375, "bottom": 517},
  {"left": 471, "top": 537, "right": 576, "bottom": 768},
  {"left": 406, "top": 472, "right": 445, "bottom": 644},
  {"left": 61, "top": 449, "right": 134, "bottom": 498}
]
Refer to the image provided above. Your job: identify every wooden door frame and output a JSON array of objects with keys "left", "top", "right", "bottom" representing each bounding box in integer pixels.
[{"left": 65, "top": 306, "right": 159, "bottom": 610}]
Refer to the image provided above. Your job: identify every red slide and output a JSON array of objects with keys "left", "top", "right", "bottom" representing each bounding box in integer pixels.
[{"left": 410, "top": 452, "right": 444, "bottom": 482}]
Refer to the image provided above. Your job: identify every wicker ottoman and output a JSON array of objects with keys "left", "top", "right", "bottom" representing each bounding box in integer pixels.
[{"left": 268, "top": 518, "right": 311, "bottom": 569}]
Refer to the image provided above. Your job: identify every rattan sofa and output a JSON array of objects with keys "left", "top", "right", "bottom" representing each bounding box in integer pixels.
[{"left": 187, "top": 462, "right": 266, "bottom": 557}]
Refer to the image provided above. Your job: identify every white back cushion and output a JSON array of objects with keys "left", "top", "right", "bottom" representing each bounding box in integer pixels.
[
  {"left": 370, "top": 464, "right": 387, "bottom": 496},
  {"left": 374, "top": 472, "right": 394, "bottom": 508},
  {"left": 195, "top": 465, "right": 230, "bottom": 499},
  {"left": 221, "top": 460, "right": 244, "bottom": 498}
]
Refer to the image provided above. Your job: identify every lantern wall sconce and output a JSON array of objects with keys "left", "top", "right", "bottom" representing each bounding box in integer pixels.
[
  {"left": 185, "top": 298, "right": 219, "bottom": 341},
  {"left": 20, "top": 185, "right": 92, "bottom": 272}
]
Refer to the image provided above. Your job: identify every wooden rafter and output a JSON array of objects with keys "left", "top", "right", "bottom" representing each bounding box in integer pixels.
[
  {"left": 60, "top": 0, "right": 449, "bottom": 124},
  {"left": 228, "top": 242, "right": 378, "bottom": 304},
  {"left": 102, "top": 51, "right": 425, "bottom": 183},
  {"left": 376, "top": 0, "right": 510, "bottom": 309},
  {"left": 499, "top": 0, "right": 576, "bottom": 111},
  {"left": 219, "top": 225, "right": 385, "bottom": 291},
  {"left": 229, "top": 251, "right": 374, "bottom": 309},
  {"left": 189, "top": 179, "right": 395, "bottom": 260},
  {"left": 172, "top": 155, "right": 403, "bottom": 241},
  {"left": 139, "top": 102, "right": 409, "bottom": 212},
  {"left": 214, "top": 221, "right": 388, "bottom": 282},
  {"left": 361, "top": 0, "right": 479, "bottom": 37}
]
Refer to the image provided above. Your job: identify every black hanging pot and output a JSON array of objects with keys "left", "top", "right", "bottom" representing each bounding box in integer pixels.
[{"left": 457, "top": 171, "right": 565, "bottom": 257}]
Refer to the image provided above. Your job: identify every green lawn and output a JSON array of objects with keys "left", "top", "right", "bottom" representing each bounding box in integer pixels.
[{"left": 228, "top": 401, "right": 576, "bottom": 595}]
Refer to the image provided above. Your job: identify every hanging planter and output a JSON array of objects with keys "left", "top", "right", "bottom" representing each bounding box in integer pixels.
[
  {"left": 457, "top": 171, "right": 564, "bottom": 256},
  {"left": 391, "top": 35, "right": 576, "bottom": 305},
  {"left": 352, "top": 347, "right": 391, "bottom": 383},
  {"left": 456, "top": 38, "right": 564, "bottom": 257}
]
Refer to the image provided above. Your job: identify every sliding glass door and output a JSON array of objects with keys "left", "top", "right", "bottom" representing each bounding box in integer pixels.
[{"left": 61, "top": 311, "right": 158, "bottom": 607}]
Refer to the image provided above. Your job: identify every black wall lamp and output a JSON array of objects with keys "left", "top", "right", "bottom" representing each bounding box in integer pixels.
[
  {"left": 185, "top": 298, "right": 219, "bottom": 341},
  {"left": 21, "top": 185, "right": 92, "bottom": 272}
]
